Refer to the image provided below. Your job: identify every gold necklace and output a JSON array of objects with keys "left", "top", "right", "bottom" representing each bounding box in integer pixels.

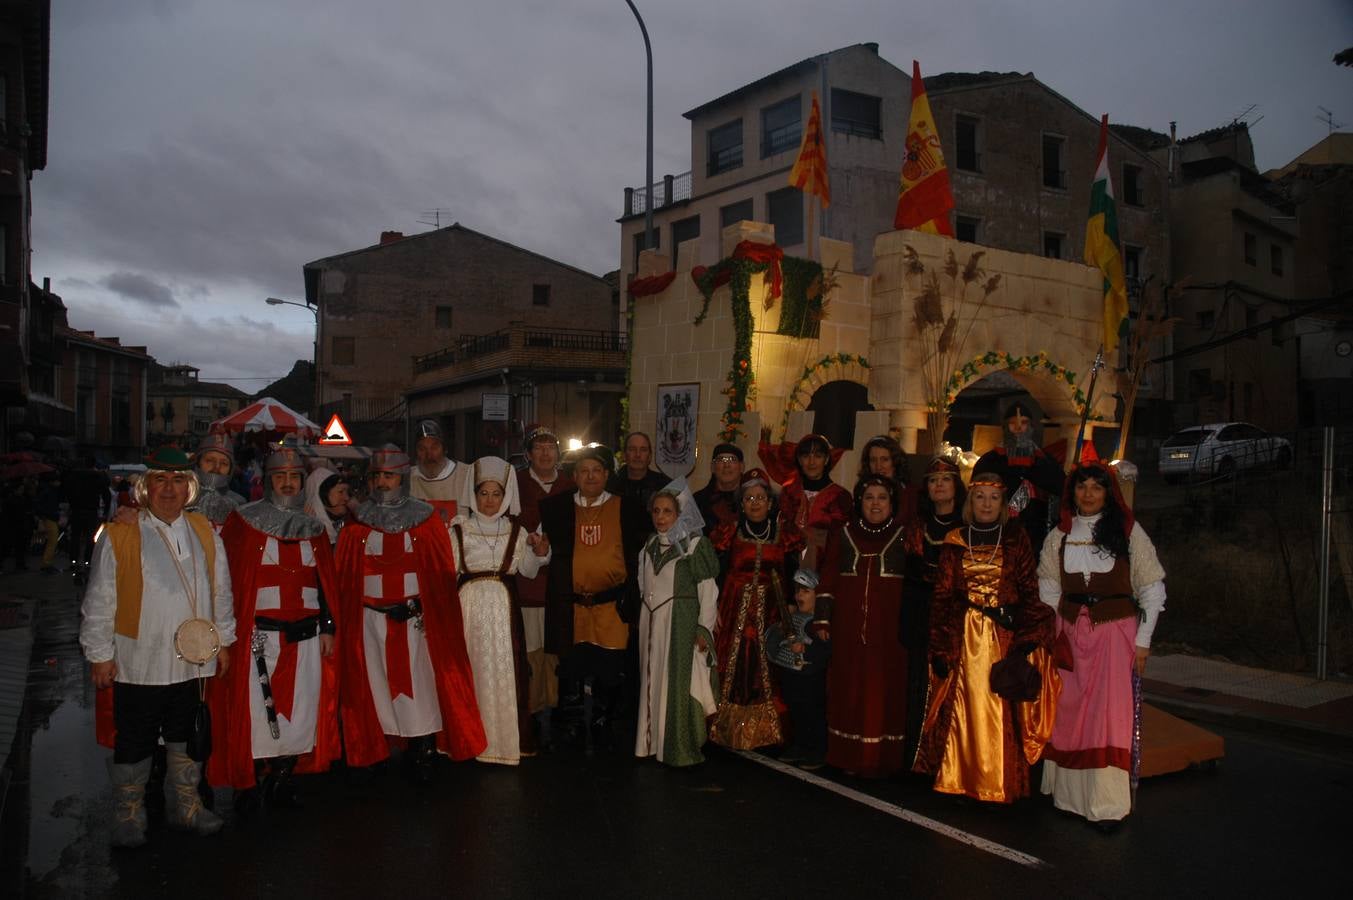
[{"left": 965, "top": 524, "right": 1003, "bottom": 566}]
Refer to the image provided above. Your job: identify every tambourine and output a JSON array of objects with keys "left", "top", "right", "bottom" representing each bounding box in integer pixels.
[{"left": 174, "top": 617, "right": 221, "bottom": 665}]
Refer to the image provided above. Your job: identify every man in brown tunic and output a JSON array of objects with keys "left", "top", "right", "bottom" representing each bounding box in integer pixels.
[{"left": 539, "top": 445, "right": 648, "bottom": 754}]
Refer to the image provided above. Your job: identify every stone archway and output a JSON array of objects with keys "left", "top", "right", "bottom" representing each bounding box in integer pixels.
[
  {"left": 805, "top": 380, "right": 874, "bottom": 450},
  {"left": 775, "top": 353, "right": 871, "bottom": 441},
  {"left": 942, "top": 351, "right": 1097, "bottom": 425},
  {"left": 866, "top": 229, "right": 1117, "bottom": 453}
]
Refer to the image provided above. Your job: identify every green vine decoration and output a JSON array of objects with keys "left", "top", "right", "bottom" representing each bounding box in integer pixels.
[
  {"left": 689, "top": 249, "right": 831, "bottom": 443},
  {"left": 777, "top": 353, "right": 871, "bottom": 438},
  {"left": 691, "top": 258, "right": 742, "bottom": 326},
  {"left": 717, "top": 263, "right": 756, "bottom": 443},
  {"left": 776, "top": 257, "right": 828, "bottom": 338},
  {"left": 939, "top": 350, "right": 1100, "bottom": 419}
]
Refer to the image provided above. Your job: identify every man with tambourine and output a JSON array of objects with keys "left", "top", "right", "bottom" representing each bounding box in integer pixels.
[{"left": 80, "top": 446, "right": 237, "bottom": 849}]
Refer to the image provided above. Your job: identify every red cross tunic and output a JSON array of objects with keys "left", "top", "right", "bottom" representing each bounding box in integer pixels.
[
  {"left": 335, "top": 510, "right": 486, "bottom": 766},
  {"left": 207, "top": 512, "right": 341, "bottom": 790},
  {"left": 251, "top": 539, "right": 319, "bottom": 719},
  {"left": 362, "top": 529, "right": 421, "bottom": 701}
]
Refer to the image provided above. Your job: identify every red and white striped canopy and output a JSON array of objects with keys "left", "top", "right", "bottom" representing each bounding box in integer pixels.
[{"left": 210, "top": 397, "right": 322, "bottom": 438}]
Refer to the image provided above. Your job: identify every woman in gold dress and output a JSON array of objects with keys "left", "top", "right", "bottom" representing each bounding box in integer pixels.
[{"left": 913, "top": 472, "right": 1058, "bottom": 803}]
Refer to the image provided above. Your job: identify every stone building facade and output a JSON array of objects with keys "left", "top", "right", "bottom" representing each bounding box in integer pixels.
[
  {"left": 145, "top": 363, "right": 249, "bottom": 448},
  {"left": 304, "top": 224, "right": 621, "bottom": 459},
  {"left": 628, "top": 220, "right": 1113, "bottom": 491},
  {"left": 618, "top": 46, "right": 1173, "bottom": 457},
  {"left": 1163, "top": 125, "right": 1300, "bottom": 432},
  {"left": 58, "top": 326, "right": 151, "bottom": 462}
]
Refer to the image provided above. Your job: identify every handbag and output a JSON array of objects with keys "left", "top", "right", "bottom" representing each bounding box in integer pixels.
[
  {"left": 187, "top": 678, "right": 212, "bottom": 761},
  {"left": 990, "top": 653, "right": 1041, "bottom": 702}
]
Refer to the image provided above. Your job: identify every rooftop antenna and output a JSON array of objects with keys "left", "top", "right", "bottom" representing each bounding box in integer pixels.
[
  {"left": 417, "top": 208, "right": 453, "bottom": 230},
  {"left": 1316, "top": 106, "right": 1345, "bottom": 135}
]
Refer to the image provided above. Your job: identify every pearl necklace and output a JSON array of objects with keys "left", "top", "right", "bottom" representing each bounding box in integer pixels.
[
  {"left": 743, "top": 517, "right": 772, "bottom": 541},
  {"left": 857, "top": 516, "right": 894, "bottom": 535}
]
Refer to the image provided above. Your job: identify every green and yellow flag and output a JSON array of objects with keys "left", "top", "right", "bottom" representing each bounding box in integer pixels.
[{"left": 1085, "top": 114, "right": 1128, "bottom": 351}]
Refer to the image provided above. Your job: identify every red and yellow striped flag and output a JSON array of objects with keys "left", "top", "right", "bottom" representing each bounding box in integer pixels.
[
  {"left": 788, "top": 91, "right": 830, "bottom": 207},
  {"left": 894, "top": 60, "right": 954, "bottom": 236}
]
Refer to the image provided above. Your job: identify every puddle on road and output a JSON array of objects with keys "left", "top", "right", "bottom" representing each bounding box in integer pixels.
[{"left": 19, "top": 590, "right": 119, "bottom": 895}]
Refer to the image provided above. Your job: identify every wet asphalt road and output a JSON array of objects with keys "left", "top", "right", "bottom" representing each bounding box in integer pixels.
[{"left": 5, "top": 582, "right": 1350, "bottom": 899}]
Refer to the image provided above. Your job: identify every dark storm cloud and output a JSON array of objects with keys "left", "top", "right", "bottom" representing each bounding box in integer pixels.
[
  {"left": 99, "top": 272, "right": 179, "bottom": 308},
  {"left": 30, "top": 0, "right": 1353, "bottom": 388}
]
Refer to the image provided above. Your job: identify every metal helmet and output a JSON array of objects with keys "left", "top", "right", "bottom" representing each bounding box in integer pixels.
[
  {"left": 368, "top": 444, "right": 411, "bottom": 506},
  {"left": 194, "top": 433, "right": 235, "bottom": 493},
  {"left": 264, "top": 444, "right": 307, "bottom": 510}
]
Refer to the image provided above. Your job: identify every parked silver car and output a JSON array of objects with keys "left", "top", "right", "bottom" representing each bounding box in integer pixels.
[{"left": 1158, "top": 422, "right": 1292, "bottom": 483}]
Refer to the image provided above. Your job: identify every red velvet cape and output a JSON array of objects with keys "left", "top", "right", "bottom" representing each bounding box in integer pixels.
[
  {"left": 204, "top": 512, "right": 342, "bottom": 789},
  {"left": 335, "top": 515, "right": 487, "bottom": 765}
]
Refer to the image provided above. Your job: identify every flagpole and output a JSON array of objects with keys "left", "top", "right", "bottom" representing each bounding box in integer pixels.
[
  {"left": 1073, "top": 346, "right": 1105, "bottom": 464},
  {"left": 806, "top": 194, "right": 816, "bottom": 261},
  {"left": 624, "top": 1, "right": 654, "bottom": 256}
]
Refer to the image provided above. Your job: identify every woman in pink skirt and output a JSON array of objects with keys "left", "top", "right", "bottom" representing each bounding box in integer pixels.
[{"left": 1038, "top": 460, "right": 1166, "bottom": 832}]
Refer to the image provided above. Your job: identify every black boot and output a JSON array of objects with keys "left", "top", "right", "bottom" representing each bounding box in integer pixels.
[
  {"left": 590, "top": 684, "right": 618, "bottom": 756},
  {"left": 582, "top": 678, "right": 597, "bottom": 757},
  {"left": 264, "top": 756, "right": 302, "bottom": 809},
  {"left": 535, "top": 708, "right": 554, "bottom": 754},
  {"left": 233, "top": 760, "right": 268, "bottom": 819},
  {"left": 404, "top": 736, "right": 438, "bottom": 784}
]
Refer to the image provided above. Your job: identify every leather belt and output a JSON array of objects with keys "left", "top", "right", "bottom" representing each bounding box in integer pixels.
[
  {"left": 254, "top": 613, "right": 323, "bottom": 643},
  {"left": 363, "top": 597, "right": 423, "bottom": 622},
  {"left": 459, "top": 571, "right": 505, "bottom": 588},
  {"left": 1063, "top": 592, "right": 1132, "bottom": 607},
  {"left": 571, "top": 586, "right": 625, "bottom": 607},
  {"left": 965, "top": 601, "right": 1017, "bottom": 630}
]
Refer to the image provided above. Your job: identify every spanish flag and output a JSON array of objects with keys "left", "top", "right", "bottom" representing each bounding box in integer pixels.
[
  {"left": 893, "top": 60, "right": 954, "bottom": 236},
  {"left": 788, "top": 91, "right": 830, "bottom": 206},
  {"left": 1085, "top": 115, "right": 1128, "bottom": 352}
]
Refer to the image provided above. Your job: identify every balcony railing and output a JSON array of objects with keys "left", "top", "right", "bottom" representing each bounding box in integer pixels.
[
  {"left": 624, "top": 171, "right": 692, "bottom": 217},
  {"left": 413, "top": 324, "right": 627, "bottom": 375},
  {"left": 317, "top": 396, "right": 406, "bottom": 425}
]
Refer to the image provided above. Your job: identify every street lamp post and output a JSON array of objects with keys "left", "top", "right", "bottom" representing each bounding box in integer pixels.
[
  {"left": 624, "top": 0, "right": 654, "bottom": 256},
  {"left": 265, "top": 297, "right": 320, "bottom": 418}
]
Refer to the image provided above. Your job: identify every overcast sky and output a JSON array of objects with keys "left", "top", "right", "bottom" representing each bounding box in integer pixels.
[{"left": 34, "top": 0, "right": 1352, "bottom": 390}]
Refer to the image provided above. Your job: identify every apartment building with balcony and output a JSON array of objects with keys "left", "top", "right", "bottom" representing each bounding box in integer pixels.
[
  {"left": 303, "top": 224, "right": 621, "bottom": 457},
  {"left": 145, "top": 362, "right": 249, "bottom": 449}
]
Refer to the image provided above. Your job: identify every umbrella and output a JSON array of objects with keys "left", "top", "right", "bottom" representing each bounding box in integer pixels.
[
  {"left": 2, "top": 459, "right": 55, "bottom": 479},
  {"left": 210, "top": 397, "right": 323, "bottom": 439}
]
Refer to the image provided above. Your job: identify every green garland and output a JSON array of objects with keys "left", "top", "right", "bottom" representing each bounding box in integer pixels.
[
  {"left": 776, "top": 257, "right": 827, "bottom": 338},
  {"left": 777, "top": 352, "right": 871, "bottom": 438},
  {"left": 940, "top": 350, "right": 1099, "bottom": 418},
  {"left": 717, "top": 263, "right": 756, "bottom": 443},
  {"left": 686, "top": 251, "right": 830, "bottom": 442}
]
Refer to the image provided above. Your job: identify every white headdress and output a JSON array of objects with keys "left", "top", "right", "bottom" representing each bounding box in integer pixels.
[{"left": 463, "top": 456, "right": 521, "bottom": 521}]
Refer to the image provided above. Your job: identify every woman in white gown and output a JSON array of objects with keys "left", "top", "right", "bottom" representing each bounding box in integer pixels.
[
  {"left": 635, "top": 481, "right": 720, "bottom": 767},
  {"left": 449, "top": 457, "right": 550, "bottom": 765}
]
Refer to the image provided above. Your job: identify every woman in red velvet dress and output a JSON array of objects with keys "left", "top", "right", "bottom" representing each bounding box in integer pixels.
[
  {"left": 710, "top": 468, "right": 802, "bottom": 750},
  {"left": 819, "top": 475, "right": 910, "bottom": 777}
]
